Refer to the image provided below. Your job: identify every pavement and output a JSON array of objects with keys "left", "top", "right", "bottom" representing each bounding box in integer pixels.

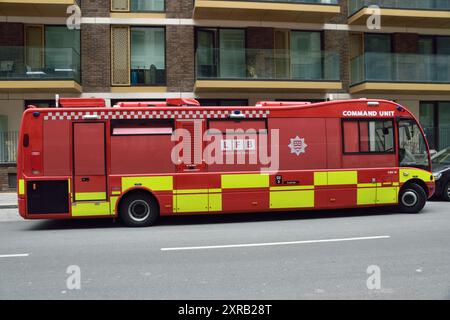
[
  {"left": 0, "top": 201, "right": 449, "bottom": 300},
  {"left": 0, "top": 193, "right": 17, "bottom": 209}
]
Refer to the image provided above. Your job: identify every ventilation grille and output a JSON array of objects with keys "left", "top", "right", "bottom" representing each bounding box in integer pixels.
[
  {"left": 111, "top": 26, "right": 130, "bottom": 86},
  {"left": 111, "top": 0, "right": 130, "bottom": 11}
]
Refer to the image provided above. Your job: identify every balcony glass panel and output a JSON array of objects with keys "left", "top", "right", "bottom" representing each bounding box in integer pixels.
[
  {"left": 349, "top": 0, "right": 450, "bottom": 16},
  {"left": 0, "top": 46, "right": 80, "bottom": 83},
  {"left": 350, "top": 52, "right": 450, "bottom": 85},
  {"left": 197, "top": 48, "right": 340, "bottom": 81}
]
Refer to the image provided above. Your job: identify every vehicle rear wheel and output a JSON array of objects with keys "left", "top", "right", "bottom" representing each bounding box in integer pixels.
[
  {"left": 119, "top": 192, "right": 159, "bottom": 227},
  {"left": 399, "top": 183, "right": 427, "bottom": 214},
  {"left": 443, "top": 181, "right": 450, "bottom": 202}
]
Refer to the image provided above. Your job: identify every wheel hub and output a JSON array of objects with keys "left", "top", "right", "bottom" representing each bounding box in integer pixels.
[
  {"left": 402, "top": 190, "right": 418, "bottom": 207},
  {"left": 129, "top": 200, "right": 151, "bottom": 222}
]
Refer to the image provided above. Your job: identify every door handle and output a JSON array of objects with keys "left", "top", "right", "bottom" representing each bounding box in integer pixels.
[{"left": 81, "top": 177, "right": 90, "bottom": 182}]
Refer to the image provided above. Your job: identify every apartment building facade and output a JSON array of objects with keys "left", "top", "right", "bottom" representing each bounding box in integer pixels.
[{"left": 0, "top": 0, "right": 449, "bottom": 190}]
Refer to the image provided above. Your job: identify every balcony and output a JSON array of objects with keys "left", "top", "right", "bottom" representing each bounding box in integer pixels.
[
  {"left": 195, "top": 48, "right": 342, "bottom": 92},
  {"left": 0, "top": 0, "right": 78, "bottom": 16},
  {"left": 348, "top": 0, "right": 450, "bottom": 28},
  {"left": 0, "top": 46, "right": 81, "bottom": 93},
  {"left": 193, "top": 0, "right": 341, "bottom": 23},
  {"left": 350, "top": 52, "right": 450, "bottom": 94}
]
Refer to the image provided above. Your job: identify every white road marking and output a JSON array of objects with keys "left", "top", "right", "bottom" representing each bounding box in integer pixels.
[
  {"left": 0, "top": 253, "right": 29, "bottom": 258},
  {"left": 161, "top": 235, "right": 391, "bottom": 251}
]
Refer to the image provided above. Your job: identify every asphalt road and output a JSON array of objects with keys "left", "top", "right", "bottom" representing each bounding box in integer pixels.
[{"left": 0, "top": 201, "right": 449, "bottom": 300}]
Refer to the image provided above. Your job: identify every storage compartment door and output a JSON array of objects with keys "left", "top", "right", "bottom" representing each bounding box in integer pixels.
[{"left": 73, "top": 123, "right": 107, "bottom": 201}]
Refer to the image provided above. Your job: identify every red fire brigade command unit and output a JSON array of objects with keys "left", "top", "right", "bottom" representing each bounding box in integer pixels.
[{"left": 17, "top": 98, "right": 435, "bottom": 227}]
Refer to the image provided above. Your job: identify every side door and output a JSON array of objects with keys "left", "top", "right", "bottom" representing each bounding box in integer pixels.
[
  {"left": 174, "top": 120, "right": 214, "bottom": 213},
  {"left": 73, "top": 122, "right": 107, "bottom": 202}
]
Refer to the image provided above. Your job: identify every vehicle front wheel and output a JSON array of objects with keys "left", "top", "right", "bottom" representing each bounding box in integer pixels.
[
  {"left": 443, "top": 181, "right": 450, "bottom": 202},
  {"left": 399, "top": 183, "right": 427, "bottom": 214},
  {"left": 119, "top": 192, "right": 159, "bottom": 227}
]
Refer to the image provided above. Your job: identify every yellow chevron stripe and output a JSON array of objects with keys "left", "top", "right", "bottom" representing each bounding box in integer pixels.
[
  {"left": 221, "top": 174, "right": 269, "bottom": 189},
  {"left": 122, "top": 176, "right": 173, "bottom": 191},
  {"left": 72, "top": 202, "right": 110, "bottom": 217},
  {"left": 75, "top": 192, "right": 107, "bottom": 201}
]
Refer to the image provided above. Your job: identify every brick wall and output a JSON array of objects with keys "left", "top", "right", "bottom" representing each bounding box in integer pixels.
[
  {"left": 324, "top": 30, "right": 350, "bottom": 92},
  {"left": 329, "top": 0, "right": 348, "bottom": 24},
  {"left": 81, "top": 0, "right": 110, "bottom": 17},
  {"left": 0, "top": 165, "right": 16, "bottom": 192},
  {"left": 166, "top": 25, "right": 195, "bottom": 92},
  {"left": 166, "top": 0, "right": 194, "bottom": 18},
  {"left": 81, "top": 24, "right": 111, "bottom": 92}
]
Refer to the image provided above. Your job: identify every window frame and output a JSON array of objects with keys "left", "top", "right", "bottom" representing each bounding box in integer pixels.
[{"left": 341, "top": 118, "right": 396, "bottom": 155}]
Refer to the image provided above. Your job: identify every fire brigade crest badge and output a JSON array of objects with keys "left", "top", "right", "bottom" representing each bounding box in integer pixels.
[{"left": 288, "top": 136, "right": 308, "bottom": 156}]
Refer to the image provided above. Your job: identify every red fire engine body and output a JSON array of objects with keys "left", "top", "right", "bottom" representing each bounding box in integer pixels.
[{"left": 17, "top": 98, "right": 435, "bottom": 227}]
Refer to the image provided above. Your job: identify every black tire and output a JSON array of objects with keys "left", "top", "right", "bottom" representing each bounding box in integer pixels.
[
  {"left": 119, "top": 192, "right": 159, "bottom": 227},
  {"left": 399, "top": 183, "right": 427, "bottom": 214},
  {"left": 443, "top": 181, "right": 450, "bottom": 202}
]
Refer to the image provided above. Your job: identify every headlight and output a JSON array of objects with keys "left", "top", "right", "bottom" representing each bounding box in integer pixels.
[{"left": 433, "top": 172, "right": 442, "bottom": 181}]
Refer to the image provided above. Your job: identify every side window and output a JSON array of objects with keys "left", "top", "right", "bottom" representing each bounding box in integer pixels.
[
  {"left": 111, "top": 119, "right": 173, "bottom": 136},
  {"left": 343, "top": 119, "right": 394, "bottom": 154}
]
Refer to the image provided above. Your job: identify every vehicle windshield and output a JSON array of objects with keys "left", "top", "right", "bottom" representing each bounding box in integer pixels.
[
  {"left": 398, "top": 119, "right": 430, "bottom": 171},
  {"left": 431, "top": 148, "right": 450, "bottom": 166}
]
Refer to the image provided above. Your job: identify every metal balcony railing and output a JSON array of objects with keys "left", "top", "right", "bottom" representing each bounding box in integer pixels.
[{"left": 196, "top": 48, "right": 341, "bottom": 81}]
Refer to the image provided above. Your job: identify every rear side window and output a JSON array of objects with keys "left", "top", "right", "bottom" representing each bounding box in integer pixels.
[{"left": 343, "top": 119, "right": 394, "bottom": 154}]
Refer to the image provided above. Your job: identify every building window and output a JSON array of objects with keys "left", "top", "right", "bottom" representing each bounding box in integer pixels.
[
  {"left": 342, "top": 119, "right": 395, "bottom": 154},
  {"left": 44, "top": 26, "right": 80, "bottom": 78},
  {"left": 0, "top": 25, "right": 80, "bottom": 82},
  {"left": 131, "top": 0, "right": 164, "bottom": 12},
  {"left": 420, "top": 101, "right": 450, "bottom": 151},
  {"left": 111, "top": 0, "right": 165, "bottom": 12},
  {"left": 111, "top": 26, "right": 165, "bottom": 86},
  {"left": 291, "top": 31, "right": 323, "bottom": 80},
  {"left": 8, "top": 173, "right": 17, "bottom": 189},
  {"left": 196, "top": 29, "right": 336, "bottom": 81},
  {"left": 196, "top": 28, "right": 246, "bottom": 79},
  {"left": 130, "top": 27, "right": 165, "bottom": 86}
]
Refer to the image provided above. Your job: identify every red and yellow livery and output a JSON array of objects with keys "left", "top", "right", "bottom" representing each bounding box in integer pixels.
[{"left": 17, "top": 98, "right": 435, "bottom": 227}]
